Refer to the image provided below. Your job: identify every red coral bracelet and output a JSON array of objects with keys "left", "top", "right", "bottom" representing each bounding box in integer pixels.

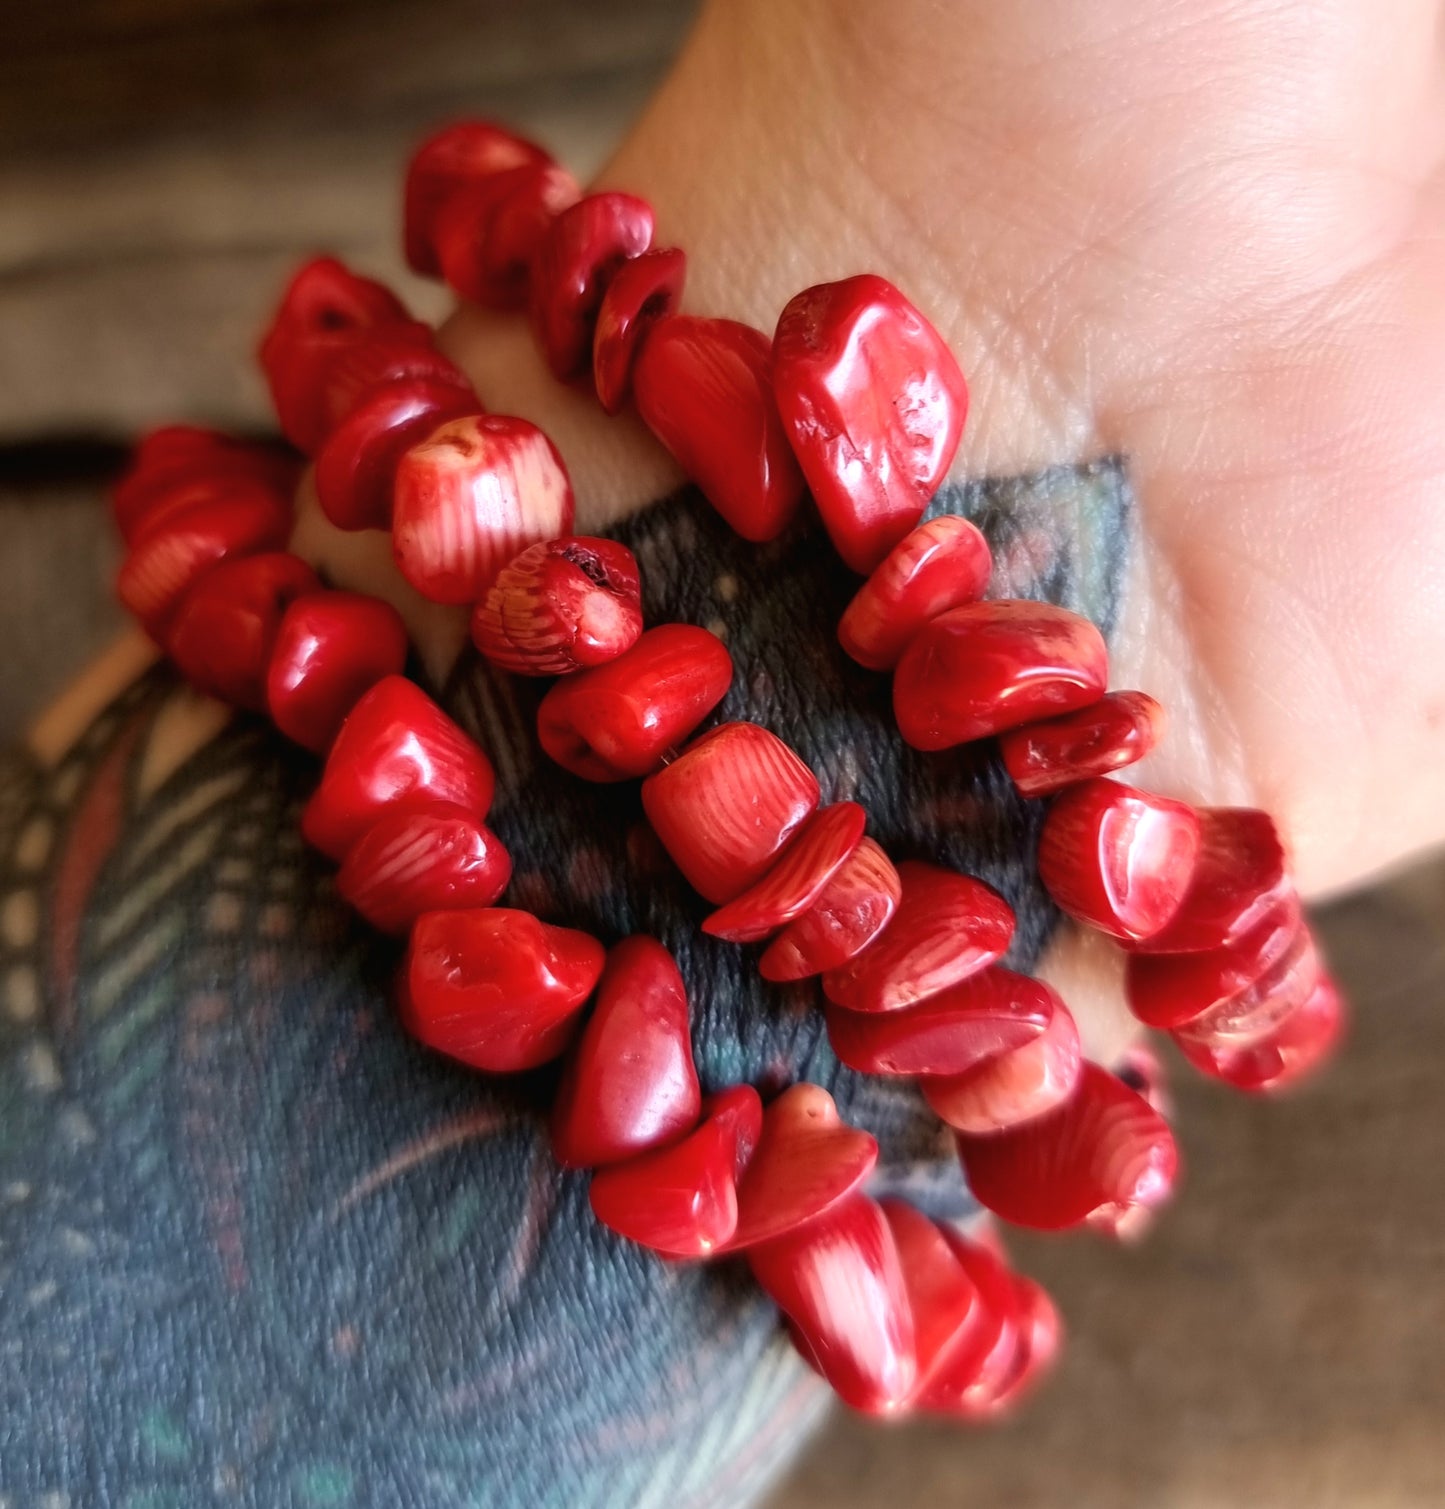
[{"left": 103, "top": 114, "right": 1344, "bottom": 1421}]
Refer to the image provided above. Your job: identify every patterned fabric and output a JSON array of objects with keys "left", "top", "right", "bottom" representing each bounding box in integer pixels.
[{"left": 0, "top": 464, "right": 1131, "bottom": 1506}]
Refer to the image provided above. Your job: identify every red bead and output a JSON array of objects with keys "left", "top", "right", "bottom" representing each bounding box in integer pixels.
[
  {"left": 113, "top": 429, "right": 298, "bottom": 546},
  {"left": 401, "top": 908, "right": 604, "bottom": 1073},
  {"left": 536, "top": 624, "right": 733, "bottom": 782},
  {"left": 726, "top": 1083, "right": 878, "bottom": 1251},
  {"left": 588, "top": 1085, "right": 762, "bottom": 1258},
  {"left": 335, "top": 802, "right": 511, "bottom": 935},
  {"left": 258, "top": 258, "right": 424, "bottom": 452},
  {"left": 592, "top": 246, "right": 687, "bottom": 414},
  {"left": 701, "top": 802, "right": 867, "bottom": 943},
  {"left": 402, "top": 120, "right": 552, "bottom": 277},
  {"left": 434, "top": 161, "right": 581, "bottom": 308},
  {"left": 1125, "top": 892, "right": 1304, "bottom": 1030},
  {"left": 1125, "top": 807, "right": 1290, "bottom": 955},
  {"left": 1174, "top": 973, "right": 1343, "bottom": 1093},
  {"left": 985, "top": 1275, "right": 1062, "bottom": 1416},
  {"left": 641, "top": 722, "right": 820, "bottom": 904},
  {"left": 116, "top": 485, "right": 293, "bottom": 637},
  {"left": 914, "top": 1231, "right": 1022, "bottom": 1418},
  {"left": 265, "top": 590, "right": 409, "bottom": 753},
  {"left": 1000, "top": 690, "right": 1165, "bottom": 798},
  {"left": 528, "top": 192, "right": 655, "bottom": 381},
  {"left": 837, "top": 516, "right": 993, "bottom": 671},
  {"left": 632, "top": 316, "right": 805, "bottom": 543},
  {"left": 1171, "top": 925, "right": 1323, "bottom": 1051},
  {"left": 772, "top": 275, "right": 969, "bottom": 573},
  {"left": 758, "top": 838, "right": 902, "bottom": 982},
  {"left": 878, "top": 1199, "right": 981, "bottom": 1393},
  {"left": 314, "top": 379, "right": 480, "bottom": 531},
  {"left": 304, "top": 328, "right": 472, "bottom": 453},
  {"left": 747, "top": 1193, "right": 917, "bottom": 1414},
  {"left": 826, "top": 968, "right": 1056, "bottom": 1077},
  {"left": 301, "top": 676, "right": 495, "bottom": 860},
  {"left": 1037, "top": 778, "right": 1202, "bottom": 942},
  {"left": 921, "top": 1002, "right": 1083, "bottom": 1134},
  {"left": 392, "top": 414, "right": 575, "bottom": 604},
  {"left": 471, "top": 536, "right": 643, "bottom": 676},
  {"left": 955, "top": 1062, "right": 1178, "bottom": 1232},
  {"left": 165, "top": 552, "right": 318, "bottom": 711},
  {"left": 893, "top": 600, "right": 1109, "bottom": 750},
  {"left": 259, "top": 256, "right": 410, "bottom": 362},
  {"left": 822, "top": 861, "right": 1014, "bottom": 1013},
  {"left": 550, "top": 936, "right": 702, "bottom": 1169}
]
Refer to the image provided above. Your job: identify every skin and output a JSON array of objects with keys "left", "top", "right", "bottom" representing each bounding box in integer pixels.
[{"left": 5, "top": 0, "right": 1443, "bottom": 1499}]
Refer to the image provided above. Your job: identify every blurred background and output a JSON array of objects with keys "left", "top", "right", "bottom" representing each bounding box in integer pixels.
[{"left": 2, "top": 2, "right": 1442, "bottom": 1504}]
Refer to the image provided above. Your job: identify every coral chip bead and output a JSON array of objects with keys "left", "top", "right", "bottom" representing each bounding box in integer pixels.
[
  {"left": 550, "top": 936, "right": 702, "bottom": 1169},
  {"left": 837, "top": 515, "right": 993, "bottom": 671},
  {"left": 1171, "top": 924, "right": 1323, "bottom": 1051},
  {"left": 913, "top": 1231, "right": 1021, "bottom": 1418},
  {"left": 955, "top": 1062, "right": 1178, "bottom": 1232},
  {"left": 302, "top": 328, "right": 471, "bottom": 453},
  {"left": 747, "top": 1193, "right": 918, "bottom": 1414},
  {"left": 641, "top": 722, "right": 820, "bottom": 904},
  {"left": 587, "top": 1085, "right": 762, "bottom": 1258},
  {"left": 772, "top": 275, "right": 969, "bottom": 573},
  {"left": 825, "top": 968, "right": 1056, "bottom": 1078},
  {"left": 266, "top": 590, "right": 410, "bottom": 754},
  {"left": 117, "top": 484, "right": 294, "bottom": 638},
  {"left": 633, "top": 315, "right": 806, "bottom": 543},
  {"left": 878, "top": 1199, "right": 981, "bottom": 1392},
  {"left": 401, "top": 908, "right": 604, "bottom": 1073},
  {"left": 726, "top": 1083, "right": 878, "bottom": 1251},
  {"left": 1125, "top": 807, "right": 1290, "bottom": 955},
  {"left": 1125, "top": 892, "right": 1304, "bottom": 1031},
  {"left": 433, "top": 161, "right": 581, "bottom": 308},
  {"left": 165, "top": 552, "right": 319, "bottom": 711},
  {"left": 893, "top": 599, "right": 1109, "bottom": 750},
  {"left": 314, "top": 378, "right": 480, "bottom": 532},
  {"left": 985, "top": 1276, "right": 1062, "bottom": 1416},
  {"left": 259, "top": 256, "right": 410, "bottom": 366},
  {"left": 471, "top": 536, "right": 643, "bottom": 676},
  {"left": 301, "top": 676, "right": 495, "bottom": 860},
  {"left": 822, "top": 861, "right": 1014, "bottom": 1013},
  {"left": 536, "top": 624, "right": 733, "bottom": 782},
  {"left": 758, "top": 837, "right": 902, "bottom": 982},
  {"left": 1174, "top": 973, "right": 1344, "bottom": 1092},
  {"left": 392, "top": 414, "right": 575, "bottom": 604},
  {"left": 701, "top": 802, "right": 867, "bottom": 944},
  {"left": 113, "top": 429, "right": 299, "bottom": 546},
  {"left": 402, "top": 119, "right": 552, "bottom": 277},
  {"left": 921, "top": 1002, "right": 1083, "bottom": 1134},
  {"left": 1000, "top": 691, "right": 1165, "bottom": 798},
  {"left": 592, "top": 246, "right": 686, "bottom": 414},
  {"left": 529, "top": 191, "right": 656, "bottom": 381},
  {"left": 336, "top": 802, "right": 511, "bottom": 935},
  {"left": 257, "top": 258, "right": 425, "bottom": 452},
  {"left": 1037, "top": 778, "right": 1203, "bottom": 942}
]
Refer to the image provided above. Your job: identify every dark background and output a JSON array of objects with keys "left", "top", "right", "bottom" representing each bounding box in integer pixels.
[{"left": 1, "top": 3, "right": 1442, "bottom": 1503}]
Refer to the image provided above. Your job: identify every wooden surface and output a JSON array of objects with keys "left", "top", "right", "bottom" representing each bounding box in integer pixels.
[{"left": 4, "top": 4, "right": 1443, "bottom": 1505}]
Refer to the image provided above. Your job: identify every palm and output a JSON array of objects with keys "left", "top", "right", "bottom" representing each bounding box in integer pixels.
[{"left": 591, "top": 0, "right": 1445, "bottom": 894}]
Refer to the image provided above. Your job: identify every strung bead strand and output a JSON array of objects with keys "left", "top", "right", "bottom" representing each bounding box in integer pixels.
[
  {"left": 109, "top": 427, "right": 1056, "bottom": 1418},
  {"left": 395, "top": 118, "right": 1341, "bottom": 1098},
  {"left": 100, "top": 110, "right": 1345, "bottom": 1424}
]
